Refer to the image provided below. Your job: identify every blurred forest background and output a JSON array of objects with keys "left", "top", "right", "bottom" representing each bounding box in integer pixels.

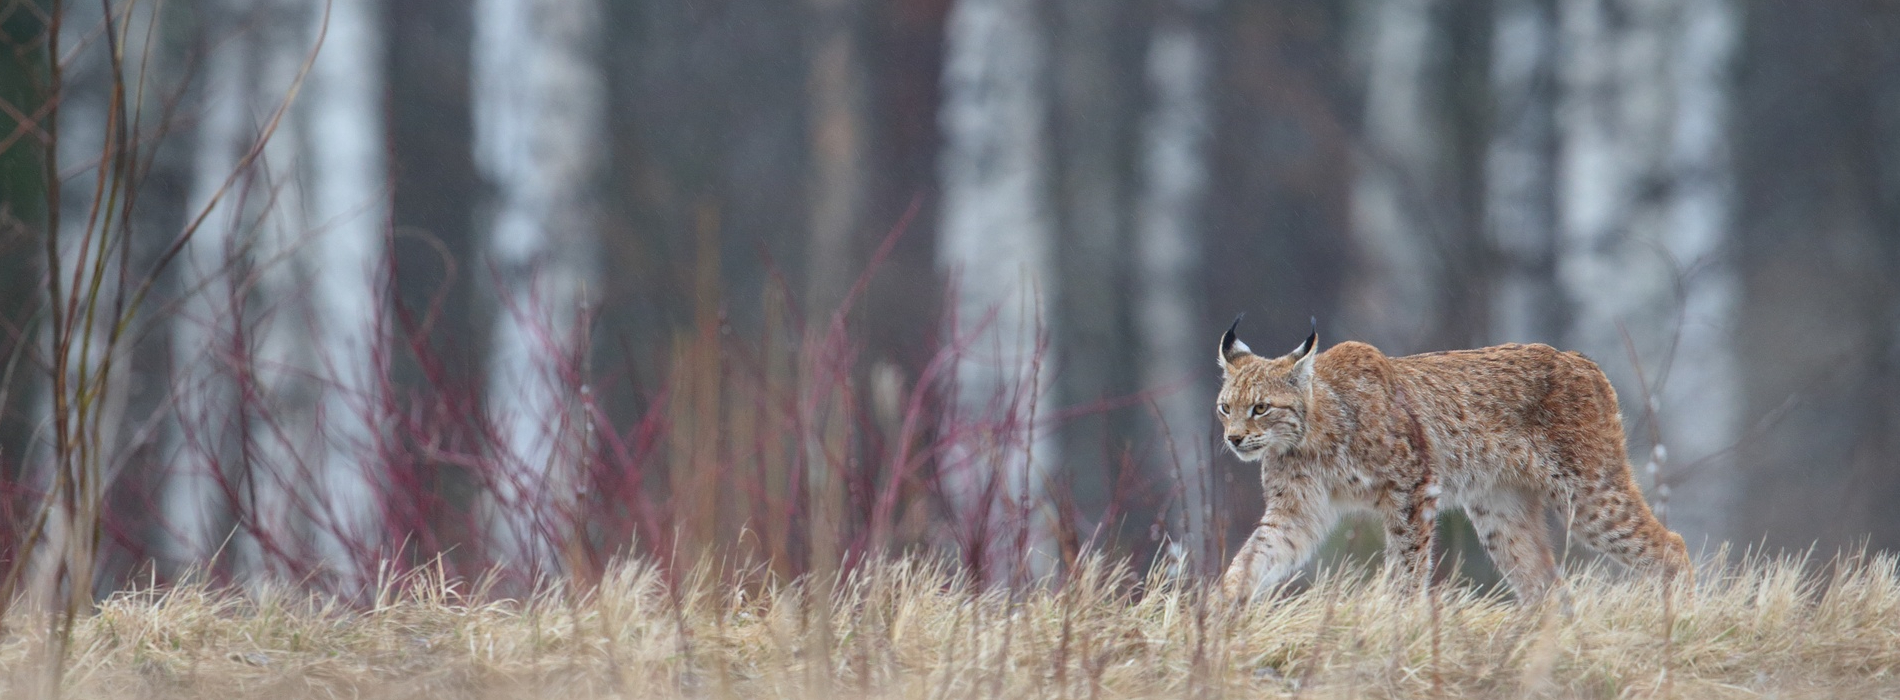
[{"left": 0, "top": 0, "right": 1896, "bottom": 596}]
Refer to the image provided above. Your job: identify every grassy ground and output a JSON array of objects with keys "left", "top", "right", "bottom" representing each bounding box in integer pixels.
[{"left": 1, "top": 552, "right": 1896, "bottom": 699}]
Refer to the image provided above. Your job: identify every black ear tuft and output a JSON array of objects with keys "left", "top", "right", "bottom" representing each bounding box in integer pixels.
[
  {"left": 1291, "top": 319, "right": 1317, "bottom": 360},
  {"left": 1289, "top": 318, "right": 1320, "bottom": 384},
  {"left": 1219, "top": 313, "right": 1252, "bottom": 365}
]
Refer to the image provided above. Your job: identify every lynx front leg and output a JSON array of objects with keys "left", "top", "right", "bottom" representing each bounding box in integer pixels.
[
  {"left": 1378, "top": 484, "right": 1440, "bottom": 595},
  {"left": 1221, "top": 482, "right": 1335, "bottom": 601}
]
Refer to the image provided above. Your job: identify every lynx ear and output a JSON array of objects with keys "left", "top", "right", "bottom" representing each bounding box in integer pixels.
[
  {"left": 1288, "top": 319, "right": 1318, "bottom": 384},
  {"left": 1219, "top": 314, "right": 1252, "bottom": 368}
]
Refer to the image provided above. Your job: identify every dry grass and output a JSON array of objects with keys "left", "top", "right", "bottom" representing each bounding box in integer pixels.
[{"left": 2, "top": 551, "right": 1897, "bottom": 700}]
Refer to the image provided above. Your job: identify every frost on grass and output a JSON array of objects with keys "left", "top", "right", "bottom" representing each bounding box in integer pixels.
[{"left": 2, "top": 551, "right": 1898, "bottom": 699}]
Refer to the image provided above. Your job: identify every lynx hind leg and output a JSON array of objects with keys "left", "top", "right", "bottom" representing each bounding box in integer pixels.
[
  {"left": 1548, "top": 366, "right": 1694, "bottom": 591},
  {"left": 1559, "top": 469, "right": 1693, "bottom": 589},
  {"left": 1466, "top": 489, "right": 1560, "bottom": 603}
]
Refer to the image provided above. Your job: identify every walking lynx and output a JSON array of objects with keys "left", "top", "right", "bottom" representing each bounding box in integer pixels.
[{"left": 1215, "top": 319, "right": 1689, "bottom": 601}]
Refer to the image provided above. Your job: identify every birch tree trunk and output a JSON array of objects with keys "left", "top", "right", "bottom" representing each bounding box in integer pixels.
[
  {"left": 162, "top": 0, "right": 253, "bottom": 574},
  {"left": 301, "top": 0, "right": 390, "bottom": 587},
  {"left": 227, "top": 0, "right": 391, "bottom": 586},
  {"left": 1486, "top": 0, "right": 1564, "bottom": 344},
  {"left": 1557, "top": 0, "right": 1740, "bottom": 546},
  {"left": 1133, "top": 0, "right": 1213, "bottom": 566},
  {"left": 1344, "top": 0, "right": 1449, "bottom": 352},
  {"left": 242, "top": 0, "right": 317, "bottom": 580},
  {"left": 473, "top": 0, "right": 607, "bottom": 574},
  {"left": 937, "top": 0, "right": 1060, "bottom": 585},
  {"left": 165, "top": 0, "right": 314, "bottom": 581},
  {"left": 160, "top": 0, "right": 391, "bottom": 587}
]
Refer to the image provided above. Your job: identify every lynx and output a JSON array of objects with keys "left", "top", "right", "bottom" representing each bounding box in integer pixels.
[{"left": 1215, "top": 319, "right": 1690, "bottom": 602}]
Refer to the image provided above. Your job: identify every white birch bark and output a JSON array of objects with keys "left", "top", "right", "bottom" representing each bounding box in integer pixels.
[
  {"left": 473, "top": 0, "right": 607, "bottom": 573},
  {"left": 161, "top": 0, "right": 391, "bottom": 587},
  {"left": 1133, "top": 4, "right": 1213, "bottom": 562},
  {"left": 301, "top": 0, "right": 390, "bottom": 586},
  {"left": 235, "top": 0, "right": 390, "bottom": 587},
  {"left": 1345, "top": 0, "right": 1447, "bottom": 351},
  {"left": 937, "top": 0, "right": 1060, "bottom": 583},
  {"left": 1486, "top": 0, "right": 1563, "bottom": 344},
  {"left": 242, "top": 0, "right": 316, "bottom": 579},
  {"left": 163, "top": 0, "right": 253, "bottom": 573},
  {"left": 1557, "top": 0, "right": 1740, "bottom": 546}
]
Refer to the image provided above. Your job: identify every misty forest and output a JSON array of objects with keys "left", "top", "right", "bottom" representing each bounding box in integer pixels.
[{"left": 0, "top": 0, "right": 1898, "bottom": 695}]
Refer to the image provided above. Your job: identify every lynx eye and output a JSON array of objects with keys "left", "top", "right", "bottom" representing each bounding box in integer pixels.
[
  {"left": 1217, "top": 403, "right": 1230, "bottom": 416},
  {"left": 1250, "top": 404, "right": 1266, "bottom": 417}
]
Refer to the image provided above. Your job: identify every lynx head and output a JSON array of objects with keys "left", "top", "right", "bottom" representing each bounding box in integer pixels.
[{"left": 1216, "top": 317, "right": 1318, "bottom": 461}]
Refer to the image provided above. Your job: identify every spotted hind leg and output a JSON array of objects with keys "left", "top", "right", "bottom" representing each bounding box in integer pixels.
[
  {"left": 1466, "top": 487, "right": 1560, "bottom": 603},
  {"left": 1558, "top": 470, "right": 1692, "bottom": 589}
]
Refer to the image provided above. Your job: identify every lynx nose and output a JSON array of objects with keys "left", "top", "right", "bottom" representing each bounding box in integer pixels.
[{"left": 1227, "top": 435, "right": 1245, "bottom": 448}]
